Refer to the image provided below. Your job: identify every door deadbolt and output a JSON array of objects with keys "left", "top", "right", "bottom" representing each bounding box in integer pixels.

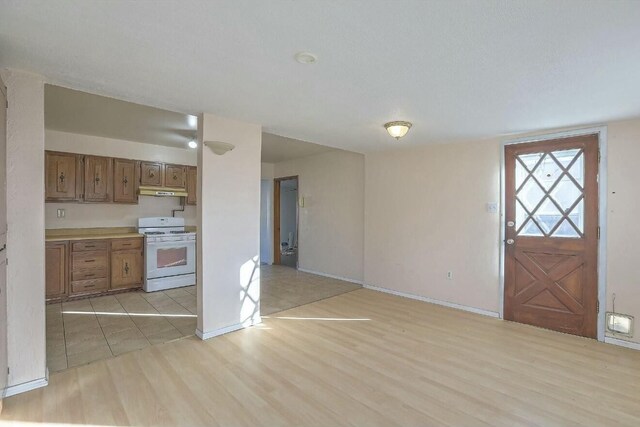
[
  {"left": 506, "top": 239, "right": 514, "bottom": 245},
  {"left": 507, "top": 221, "right": 515, "bottom": 227}
]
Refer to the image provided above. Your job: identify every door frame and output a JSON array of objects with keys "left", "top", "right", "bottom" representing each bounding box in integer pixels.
[
  {"left": 499, "top": 125, "right": 608, "bottom": 341},
  {"left": 273, "top": 175, "right": 299, "bottom": 267}
]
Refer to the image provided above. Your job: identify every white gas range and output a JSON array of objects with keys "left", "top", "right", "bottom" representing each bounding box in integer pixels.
[{"left": 138, "top": 217, "right": 196, "bottom": 292}]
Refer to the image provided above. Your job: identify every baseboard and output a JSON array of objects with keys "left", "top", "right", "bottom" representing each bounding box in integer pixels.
[
  {"left": 196, "top": 318, "right": 262, "bottom": 340},
  {"left": 364, "top": 284, "right": 500, "bottom": 318},
  {"left": 3, "top": 373, "right": 49, "bottom": 398},
  {"left": 604, "top": 336, "right": 640, "bottom": 351},
  {"left": 297, "top": 268, "right": 364, "bottom": 285}
]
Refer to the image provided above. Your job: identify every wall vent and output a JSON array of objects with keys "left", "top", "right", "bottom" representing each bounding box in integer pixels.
[{"left": 606, "top": 312, "right": 634, "bottom": 337}]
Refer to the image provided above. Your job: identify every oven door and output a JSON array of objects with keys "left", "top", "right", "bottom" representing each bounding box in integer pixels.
[{"left": 145, "top": 237, "right": 196, "bottom": 279}]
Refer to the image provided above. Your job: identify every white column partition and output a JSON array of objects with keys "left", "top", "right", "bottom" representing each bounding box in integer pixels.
[{"left": 196, "top": 113, "right": 262, "bottom": 339}]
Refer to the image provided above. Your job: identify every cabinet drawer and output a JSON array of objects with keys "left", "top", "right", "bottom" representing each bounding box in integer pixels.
[
  {"left": 71, "top": 278, "right": 108, "bottom": 294},
  {"left": 72, "top": 251, "right": 108, "bottom": 270},
  {"left": 111, "top": 238, "right": 143, "bottom": 251},
  {"left": 72, "top": 267, "right": 107, "bottom": 281},
  {"left": 72, "top": 240, "right": 108, "bottom": 252}
]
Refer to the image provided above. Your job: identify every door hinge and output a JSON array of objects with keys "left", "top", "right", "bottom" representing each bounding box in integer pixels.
[
  {"left": 597, "top": 300, "right": 600, "bottom": 313},
  {"left": 598, "top": 150, "right": 601, "bottom": 163},
  {"left": 597, "top": 226, "right": 601, "bottom": 240}
]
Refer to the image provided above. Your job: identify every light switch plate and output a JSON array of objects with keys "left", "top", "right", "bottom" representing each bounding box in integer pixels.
[{"left": 57, "top": 208, "right": 65, "bottom": 218}]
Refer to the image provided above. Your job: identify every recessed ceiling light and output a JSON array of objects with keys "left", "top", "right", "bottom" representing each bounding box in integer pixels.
[
  {"left": 295, "top": 52, "right": 318, "bottom": 64},
  {"left": 188, "top": 140, "right": 198, "bottom": 149}
]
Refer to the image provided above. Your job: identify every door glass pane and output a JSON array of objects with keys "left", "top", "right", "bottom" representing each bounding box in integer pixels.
[
  {"left": 515, "top": 200, "right": 527, "bottom": 230},
  {"left": 157, "top": 247, "right": 187, "bottom": 268},
  {"left": 514, "top": 147, "right": 586, "bottom": 239},
  {"left": 551, "top": 149, "right": 580, "bottom": 169},
  {"left": 520, "top": 218, "right": 544, "bottom": 236},
  {"left": 518, "top": 153, "right": 544, "bottom": 172},
  {"left": 517, "top": 177, "right": 545, "bottom": 211},
  {"left": 551, "top": 219, "right": 580, "bottom": 238},
  {"left": 568, "top": 199, "right": 584, "bottom": 233},
  {"left": 568, "top": 153, "right": 584, "bottom": 187},
  {"left": 515, "top": 159, "right": 528, "bottom": 190},
  {"left": 532, "top": 154, "right": 563, "bottom": 190},
  {"left": 551, "top": 178, "right": 581, "bottom": 212},
  {"left": 532, "top": 197, "right": 562, "bottom": 234}
]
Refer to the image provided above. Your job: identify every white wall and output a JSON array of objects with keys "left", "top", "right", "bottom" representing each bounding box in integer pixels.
[
  {"left": 274, "top": 150, "right": 365, "bottom": 282},
  {"left": 45, "top": 130, "right": 196, "bottom": 228},
  {"left": 605, "top": 119, "right": 640, "bottom": 344},
  {"left": 365, "top": 139, "right": 502, "bottom": 313},
  {"left": 1, "top": 69, "right": 47, "bottom": 391},
  {"left": 260, "top": 179, "right": 273, "bottom": 264},
  {"left": 364, "top": 117, "right": 640, "bottom": 345},
  {"left": 197, "top": 113, "right": 262, "bottom": 338}
]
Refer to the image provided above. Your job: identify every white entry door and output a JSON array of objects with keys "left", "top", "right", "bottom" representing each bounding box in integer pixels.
[{"left": 0, "top": 75, "right": 8, "bottom": 401}]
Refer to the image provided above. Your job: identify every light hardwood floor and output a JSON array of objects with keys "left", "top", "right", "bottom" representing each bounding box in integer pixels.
[{"left": 4, "top": 289, "right": 640, "bottom": 426}]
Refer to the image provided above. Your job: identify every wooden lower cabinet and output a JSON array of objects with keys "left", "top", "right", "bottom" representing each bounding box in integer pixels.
[
  {"left": 46, "top": 237, "right": 144, "bottom": 301},
  {"left": 111, "top": 239, "right": 143, "bottom": 290},
  {"left": 45, "top": 242, "right": 68, "bottom": 299}
]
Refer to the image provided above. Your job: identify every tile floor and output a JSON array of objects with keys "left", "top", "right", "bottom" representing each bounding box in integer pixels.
[{"left": 46, "top": 265, "right": 361, "bottom": 372}]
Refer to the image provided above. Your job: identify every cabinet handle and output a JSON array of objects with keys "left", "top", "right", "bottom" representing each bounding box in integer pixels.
[
  {"left": 173, "top": 175, "right": 177, "bottom": 180},
  {"left": 59, "top": 172, "right": 65, "bottom": 183},
  {"left": 85, "top": 273, "right": 95, "bottom": 277},
  {"left": 84, "top": 245, "right": 95, "bottom": 248},
  {"left": 122, "top": 243, "right": 131, "bottom": 246},
  {"left": 85, "top": 284, "right": 96, "bottom": 288},
  {"left": 123, "top": 176, "right": 128, "bottom": 185},
  {"left": 124, "top": 262, "right": 129, "bottom": 274},
  {"left": 95, "top": 176, "right": 100, "bottom": 183},
  {"left": 85, "top": 259, "right": 96, "bottom": 263},
  {"left": 149, "top": 171, "right": 155, "bottom": 177}
]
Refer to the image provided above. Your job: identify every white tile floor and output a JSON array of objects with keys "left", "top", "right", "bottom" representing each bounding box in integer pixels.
[{"left": 46, "top": 265, "right": 361, "bottom": 372}]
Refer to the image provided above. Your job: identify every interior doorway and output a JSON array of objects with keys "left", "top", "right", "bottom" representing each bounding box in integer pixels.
[
  {"left": 273, "top": 176, "right": 298, "bottom": 268},
  {"left": 503, "top": 134, "right": 599, "bottom": 338}
]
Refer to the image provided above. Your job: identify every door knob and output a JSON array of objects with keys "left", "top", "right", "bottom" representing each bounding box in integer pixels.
[
  {"left": 507, "top": 221, "right": 515, "bottom": 227},
  {"left": 506, "top": 239, "right": 514, "bottom": 245}
]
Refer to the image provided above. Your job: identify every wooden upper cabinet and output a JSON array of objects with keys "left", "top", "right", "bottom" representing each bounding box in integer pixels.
[
  {"left": 164, "top": 164, "right": 187, "bottom": 188},
  {"left": 45, "top": 151, "right": 81, "bottom": 201},
  {"left": 113, "top": 159, "right": 139, "bottom": 203},
  {"left": 186, "top": 166, "right": 197, "bottom": 205},
  {"left": 140, "top": 161, "right": 163, "bottom": 186},
  {"left": 84, "top": 155, "right": 113, "bottom": 202},
  {"left": 46, "top": 241, "right": 68, "bottom": 300}
]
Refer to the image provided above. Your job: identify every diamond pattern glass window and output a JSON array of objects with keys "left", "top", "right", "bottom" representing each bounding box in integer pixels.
[{"left": 515, "top": 149, "right": 584, "bottom": 238}]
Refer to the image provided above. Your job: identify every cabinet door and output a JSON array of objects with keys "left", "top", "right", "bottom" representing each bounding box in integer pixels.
[
  {"left": 164, "top": 164, "right": 187, "bottom": 188},
  {"left": 45, "top": 152, "right": 81, "bottom": 201},
  {"left": 186, "top": 166, "right": 197, "bottom": 205},
  {"left": 46, "top": 242, "right": 68, "bottom": 299},
  {"left": 113, "top": 159, "right": 139, "bottom": 203},
  {"left": 111, "top": 250, "right": 143, "bottom": 289},
  {"left": 140, "top": 161, "right": 163, "bottom": 186},
  {"left": 84, "top": 155, "right": 112, "bottom": 202}
]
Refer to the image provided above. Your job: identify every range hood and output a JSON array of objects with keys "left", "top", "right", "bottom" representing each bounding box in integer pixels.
[{"left": 138, "top": 186, "right": 188, "bottom": 197}]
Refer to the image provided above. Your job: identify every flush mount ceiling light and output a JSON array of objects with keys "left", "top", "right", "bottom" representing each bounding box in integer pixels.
[
  {"left": 384, "top": 121, "right": 413, "bottom": 140},
  {"left": 188, "top": 140, "right": 198, "bottom": 149},
  {"left": 204, "top": 140, "right": 235, "bottom": 155},
  {"left": 294, "top": 52, "right": 318, "bottom": 64}
]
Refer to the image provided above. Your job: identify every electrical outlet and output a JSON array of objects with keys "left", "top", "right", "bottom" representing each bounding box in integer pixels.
[
  {"left": 56, "top": 208, "right": 65, "bottom": 218},
  {"left": 447, "top": 271, "right": 453, "bottom": 280}
]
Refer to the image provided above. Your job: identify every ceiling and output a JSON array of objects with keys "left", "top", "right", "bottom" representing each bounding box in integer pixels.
[
  {"left": 45, "top": 84, "right": 334, "bottom": 162},
  {"left": 2, "top": 1, "right": 640, "bottom": 152}
]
